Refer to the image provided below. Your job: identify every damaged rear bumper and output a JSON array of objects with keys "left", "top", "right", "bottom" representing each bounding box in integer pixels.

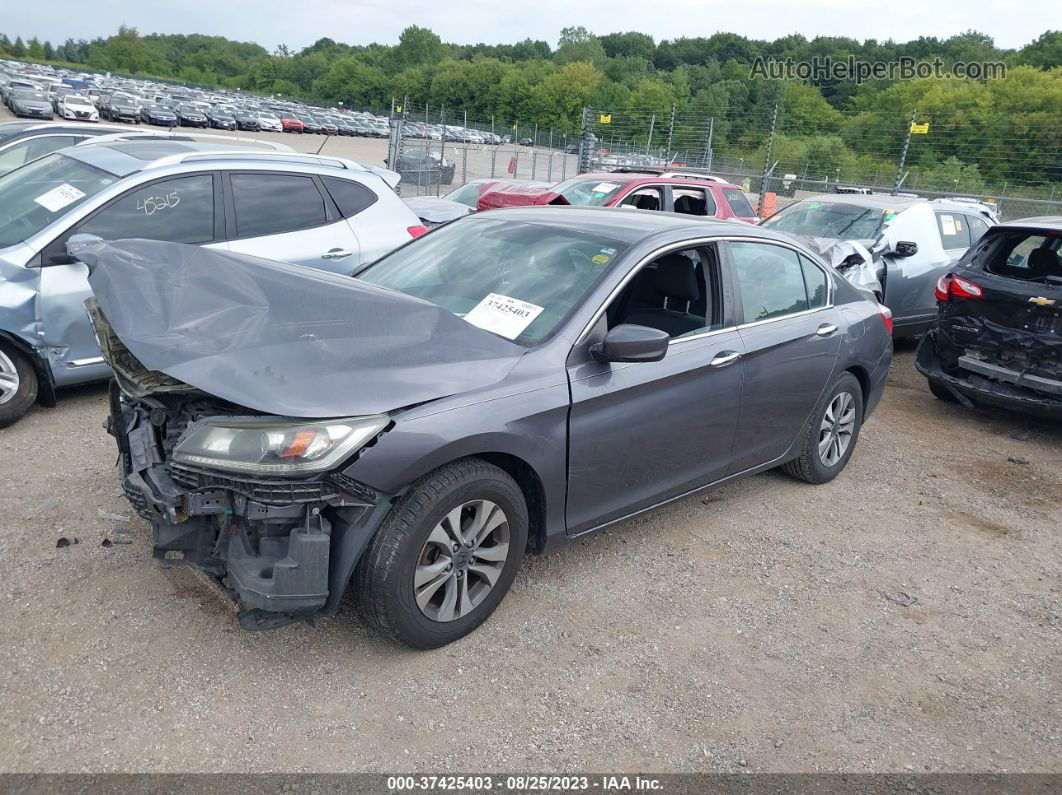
[
  {"left": 915, "top": 331, "right": 1062, "bottom": 418},
  {"left": 109, "top": 387, "right": 394, "bottom": 628}
]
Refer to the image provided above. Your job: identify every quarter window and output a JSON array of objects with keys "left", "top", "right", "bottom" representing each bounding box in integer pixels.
[
  {"left": 722, "top": 188, "right": 755, "bottom": 218},
  {"left": 78, "top": 174, "right": 215, "bottom": 244},
  {"left": 966, "top": 214, "right": 990, "bottom": 245},
  {"left": 800, "top": 255, "right": 829, "bottom": 309},
  {"left": 322, "top": 176, "right": 377, "bottom": 218},
  {"left": 230, "top": 173, "right": 328, "bottom": 238},
  {"left": 730, "top": 242, "right": 810, "bottom": 323}
]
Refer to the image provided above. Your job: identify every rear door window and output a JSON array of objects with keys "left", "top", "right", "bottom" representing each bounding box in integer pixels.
[
  {"left": 672, "top": 187, "right": 716, "bottom": 217},
  {"left": 729, "top": 241, "right": 810, "bottom": 323},
  {"left": 722, "top": 188, "right": 755, "bottom": 217},
  {"left": 229, "top": 173, "right": 329, "bottom": 238},
  {"left": 936, "top": 212, "right": 971, "bottom": 250}
]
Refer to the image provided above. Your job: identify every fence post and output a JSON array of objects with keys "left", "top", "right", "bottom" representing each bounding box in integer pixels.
[
  {"left": 438, "top": 105, "right": 447, "bottom": 198},
  {"left": 461, "top": 147, "right": 468, "bottom": 186},
  {"left": 894, "top": 109, "right": 916, "bottom": 196},
  {"left": 645, "top": 113, "right": 656, "bottom": 155},
  {"left": 665, "top": 103, "right": 676, "bottom": 162},
  {"left": 562, "top": 136, "right": 568, "bottom": 180},
  {"left": 577, "top": 107, "right": 592, "bottom": 174},
  {"left": 531, "top": 123, "right": 539, "bottom": 179},
  {"left": 702, "top": 117, "right": 714, "bottom": 171},
  {"left": 548, "top": 128, "right": 554, "bottom": 181},
  {"left": 756, "top": 103, "right": 779, "bottom": 217},
  {"left": 490, "top": 114, "right": 497, "bottom": 177}
]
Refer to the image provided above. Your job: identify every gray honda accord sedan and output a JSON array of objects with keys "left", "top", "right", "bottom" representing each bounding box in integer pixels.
[{"left": 83, "top": 207, "right": 893, "bottom": 648}]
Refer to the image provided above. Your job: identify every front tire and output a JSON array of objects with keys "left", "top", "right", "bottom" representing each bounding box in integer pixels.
[
  {"left": 782, "top": 371, "right": 864, "bottom": 484},
  {"left": 354, "top": 458, "right": 528, "bottom": 649},
  {"left": 0, "top": 343, "right": 38, "bottom": 428}
]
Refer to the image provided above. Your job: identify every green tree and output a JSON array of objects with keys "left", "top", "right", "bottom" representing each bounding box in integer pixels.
[
  {"left": 394, "top": 26, "right": 445, "bottom": 67},
  {"left": 11, "top": 36, "right": 25, "bottom": 57},
  {"left": 27, "top": 37, "right": 43, "bottom": 58},
  {"left": 555, "top": 27, "right": 606, "bottom": 67}
]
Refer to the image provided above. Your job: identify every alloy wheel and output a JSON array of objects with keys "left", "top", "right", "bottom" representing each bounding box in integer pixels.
[
  {"left": 414, "top": 499, "right": 510, "bottom": 622},
  {"left": 818, "top": 391, "right": 856, "bottom": 467},
  {"left": 0, "top": 349, "right": 20, "bottom": 406}
]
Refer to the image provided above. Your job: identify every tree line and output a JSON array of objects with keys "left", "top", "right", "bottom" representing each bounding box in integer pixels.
[{"left": 1, "top": 25, "right": 1059, "bottom": 190}]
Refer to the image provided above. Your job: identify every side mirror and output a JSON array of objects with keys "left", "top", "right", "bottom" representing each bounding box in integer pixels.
[
  {"left": 892, "top": 241, "right": 918, "bottom": 258},
  {"left": 47, "top": 253, "right": 77, "bottom": 266},
  {"left": 590, "top": 324, "right": 670, "bottom": 364}
]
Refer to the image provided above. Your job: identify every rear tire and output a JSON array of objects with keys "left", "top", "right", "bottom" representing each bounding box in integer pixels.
[
  {"left": 927, "top": 376, "right": 958, "bottom": 403},
  {"left": 782, "top": 371, "right": 864, "bottom": 484},
  {"left": 354, "top": 458, "right": 528, "bottom": 649},
  {"left": 0, "top": 343, "right": 38, "bottom": 428}
]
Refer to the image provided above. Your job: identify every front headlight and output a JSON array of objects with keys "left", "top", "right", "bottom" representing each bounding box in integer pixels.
[{"left": 172, "top": 415, "right": 389, "bottom": 475}]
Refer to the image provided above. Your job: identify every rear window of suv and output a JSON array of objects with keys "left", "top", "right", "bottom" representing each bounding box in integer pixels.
[{"left": 985, "top": 231, "right": 1062, "bottom": 282}]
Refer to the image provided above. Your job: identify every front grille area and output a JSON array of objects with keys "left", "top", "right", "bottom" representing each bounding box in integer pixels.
[{"left": 169, "top": 464, "right": 339, "bottom": 505}]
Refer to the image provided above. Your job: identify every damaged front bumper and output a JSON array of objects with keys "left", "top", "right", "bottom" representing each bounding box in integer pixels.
[
  {"left": 108, "top": 386, "right": 394, "bottom": 629},
  {"left": 915, "top": 330, "right": 1062, "bottom": 418}
]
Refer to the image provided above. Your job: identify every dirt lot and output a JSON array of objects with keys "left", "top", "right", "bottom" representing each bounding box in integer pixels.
[{"left": 0, "top": 340, "right": 1059, "bottom": 774}]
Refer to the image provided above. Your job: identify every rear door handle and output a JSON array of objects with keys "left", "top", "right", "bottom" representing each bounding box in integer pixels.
[
  {"left": 321, "top": 248, "right": 354, "bottom": 260},
  {"left": 710, "top": 350, "right": 742, "bottom": 368},
  {"left": 815, "top": 323, "right": 839, "bottom": 337}
]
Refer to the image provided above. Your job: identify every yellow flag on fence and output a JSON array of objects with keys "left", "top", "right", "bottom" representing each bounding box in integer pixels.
[
  {"left": 599, "top": 113, "right": 612, "bottom": 124},
  {"left": 396, "top": 105, "right": 402, "bottom": 113},
  {"left": 910, "top": 122, "right": 929, "bottom": 134}
]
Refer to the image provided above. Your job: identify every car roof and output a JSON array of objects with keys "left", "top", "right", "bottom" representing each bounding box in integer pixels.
[
  {"left": 570, "top": 171, "right": 743, "bottom": 190},
  {"left": 475, "top": 205, "right": 777, "bottom": 245},
  {"left": 997, "top": 216, "right": 1062, "bottom": 232},
  {"left": 802, "top": 193, "right": 924, "bottom": 210}
]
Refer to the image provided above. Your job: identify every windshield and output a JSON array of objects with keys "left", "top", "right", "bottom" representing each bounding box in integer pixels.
[
  {"left": 357, "top": 218, "right": 626, "bottom": 345},
  {"left": 0, "top": 153, "right": 116, "bottom": 248},
  {"left": 762, "top": 200, "right": 887, "bottom": 241},
  {"left": 552, "top": 177, "right": 626, "bottom": 207}
]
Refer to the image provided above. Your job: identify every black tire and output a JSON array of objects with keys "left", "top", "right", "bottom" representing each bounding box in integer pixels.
[
  {"left": 927, "top": 376, "right": 958, "bottom": 403},
  {"left": 354, "top": 458, "right": 528, "bottom": 649},
  {"left": 0, "top": 342, "right": 39, "bottom": 428},
  {"left": 782, "top": 371, "right": 864, "bottom": 485}
]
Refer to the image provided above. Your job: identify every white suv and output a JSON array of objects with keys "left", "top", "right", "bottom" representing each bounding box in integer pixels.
[{"left": 0, "top": 138, "right": 426, "bottom": 426}]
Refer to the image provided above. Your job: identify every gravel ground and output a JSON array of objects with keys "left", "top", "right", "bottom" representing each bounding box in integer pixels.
[{"left": 0, "top": 342, "right": 1059, "bottom": 774}]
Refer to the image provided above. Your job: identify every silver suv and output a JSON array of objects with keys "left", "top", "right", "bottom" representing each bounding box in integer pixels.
[{"left": 0, "top": 138, "right": 426, "bottom": 427}]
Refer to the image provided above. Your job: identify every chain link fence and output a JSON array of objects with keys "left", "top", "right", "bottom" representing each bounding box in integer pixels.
[
  {"left": 577, "top": 104, "right": 1061, "bottom": 222},
  {"left": 386, "top": 102, "right": 581, "bottom": 197}
]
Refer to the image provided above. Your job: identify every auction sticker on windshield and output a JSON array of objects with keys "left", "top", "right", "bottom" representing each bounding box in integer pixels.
[
  {"left": 34, "top": 183, "right": 86, "bottom": 213},
  {"left": 464, "top": 293, "right": 544, "bottom": 340}
]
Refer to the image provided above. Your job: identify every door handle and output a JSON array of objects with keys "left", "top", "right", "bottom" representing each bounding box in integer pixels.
[
  {"left": 710, "top": 350, "right": 742, "bottom": 368},
  {"left": 815, "top": 323, "right": 839, "bottom": 337},
  {"left": 321, "top": 248, "right": 354, "bottom": 260}
]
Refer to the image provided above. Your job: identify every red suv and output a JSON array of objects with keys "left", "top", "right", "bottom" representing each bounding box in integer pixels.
[
  {"left": 478, "top": 169, "right": 759, "bottom": 223},
  {"left": 279, "top": 114, "right": 305, "bottom": 133}
]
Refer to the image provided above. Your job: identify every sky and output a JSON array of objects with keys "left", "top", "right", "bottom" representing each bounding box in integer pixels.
[{"left": 5, "top": 0, "right": 1058, "bottom": 52}]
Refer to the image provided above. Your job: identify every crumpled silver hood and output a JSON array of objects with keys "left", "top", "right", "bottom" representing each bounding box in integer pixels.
[{"left": 76, "top": 239, "right": 524, "bottom": 418}]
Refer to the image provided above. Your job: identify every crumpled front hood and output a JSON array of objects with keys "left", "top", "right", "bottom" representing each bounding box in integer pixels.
[{"left": 77, "top": 239, "right": 525, "bottom": 418}]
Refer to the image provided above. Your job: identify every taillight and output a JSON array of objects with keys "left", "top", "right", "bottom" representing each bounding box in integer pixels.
[
  {"left": 878, "top": 305, "right": 893, "bottom": 336},
  {"left": 407, "top": 225, "right": 429, "bottom": 239},
  {"left": 935, "top": 275, "right": 952, "bottom": 302},
  {"left": 950, "top": 275, "right": 984, "bottom": 299},
  {"left": 935, "top": 273, "right": 984, "bottom": 301}
]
